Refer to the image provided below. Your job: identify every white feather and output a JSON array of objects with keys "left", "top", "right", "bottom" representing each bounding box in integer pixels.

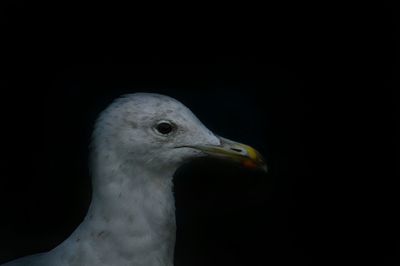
[{"left": 3, "top": 93, "right": 220, "bottom": 266}]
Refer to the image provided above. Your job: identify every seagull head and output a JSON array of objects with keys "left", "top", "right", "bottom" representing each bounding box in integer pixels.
[{"left": 92, "top": 93, "right": 267, "bottom": 178}]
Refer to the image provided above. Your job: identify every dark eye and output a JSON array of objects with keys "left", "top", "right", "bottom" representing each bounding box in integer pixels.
[{"left": 155, "top": 121, "right": 174, "bottom": 135}]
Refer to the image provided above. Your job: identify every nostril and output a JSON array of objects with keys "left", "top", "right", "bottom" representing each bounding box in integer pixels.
[{"left": 230, "top": 148, "right": 243, "bottom": 153}]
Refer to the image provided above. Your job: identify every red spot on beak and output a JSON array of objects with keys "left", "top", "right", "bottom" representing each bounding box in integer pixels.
[{"left": 243, "top": 159, "right": 257, "bottom": 169}]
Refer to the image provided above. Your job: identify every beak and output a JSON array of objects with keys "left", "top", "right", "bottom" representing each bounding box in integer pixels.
[{"left": 182, "top": 137, "right": 267, "bottom": 173}]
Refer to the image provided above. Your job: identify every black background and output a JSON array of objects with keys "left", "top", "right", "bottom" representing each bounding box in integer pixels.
[{"left": 0, "top": 2, "right": 398, "bottom": 266}]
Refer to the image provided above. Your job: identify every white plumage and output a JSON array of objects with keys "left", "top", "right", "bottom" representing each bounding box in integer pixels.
[{"left": 3, "top": 93, "right": 266, "bottom": 266}]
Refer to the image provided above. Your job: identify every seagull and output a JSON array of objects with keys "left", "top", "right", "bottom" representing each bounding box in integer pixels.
[{"left": 3, "top": 93, "right": 267, "bottom": 266}]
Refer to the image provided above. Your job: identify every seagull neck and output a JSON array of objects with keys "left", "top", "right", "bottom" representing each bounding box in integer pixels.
[{"left": 71, "top": 156, "right": 176, "bottom": 266}]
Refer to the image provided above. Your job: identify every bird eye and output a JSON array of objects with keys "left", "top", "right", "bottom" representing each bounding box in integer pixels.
[{"left": 155, "top": 121, "right": 174, "bottom": 135}]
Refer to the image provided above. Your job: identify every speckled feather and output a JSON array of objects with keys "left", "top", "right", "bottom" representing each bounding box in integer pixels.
[{"left": 3, "top": 93, "right": 220, "bottom": 266}]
